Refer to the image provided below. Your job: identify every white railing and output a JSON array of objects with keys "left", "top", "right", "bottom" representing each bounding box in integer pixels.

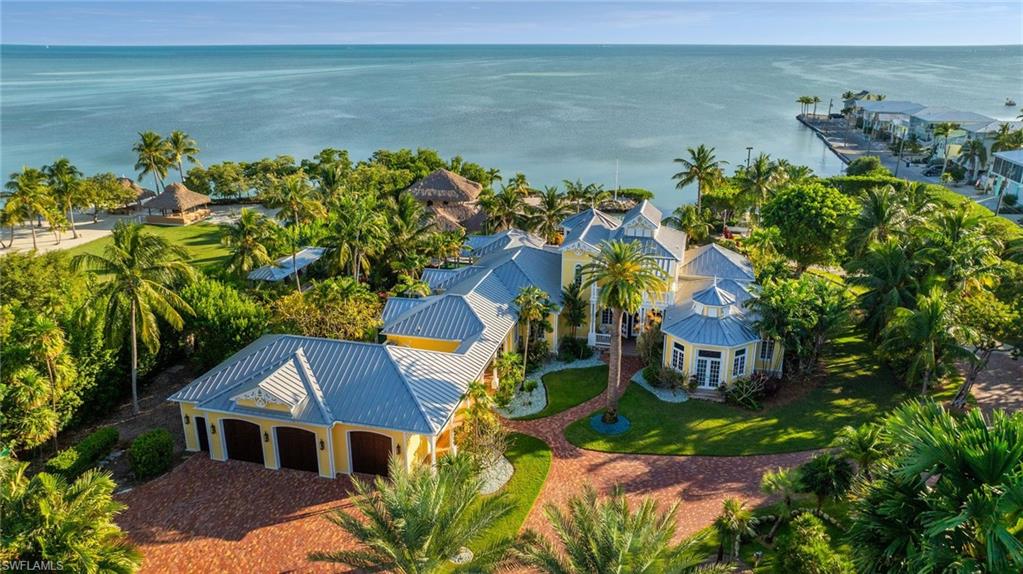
[{"left": 594, "top": 333, "right": 612, "bottom": 348}]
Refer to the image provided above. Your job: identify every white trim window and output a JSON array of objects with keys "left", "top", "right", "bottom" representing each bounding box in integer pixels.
[
  {"left": 601, "top": 308, "right": 614, "bottom": 325},
  {"left": 671, "top": 342, "right": 685, "bottom": 371},
  {"left": 733, "top": 348, "right": 747, "bottom": 377},
  {"left": 574, "top": 264, "right": 583, "bottom": 286},
  {"left": 759, "top": 340, "right": 775, "bottom": 361}
]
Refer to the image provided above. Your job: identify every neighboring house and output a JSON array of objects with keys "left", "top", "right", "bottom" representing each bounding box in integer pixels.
[
  {"left": 856, "top": 100, "right": 925, "bottom": 141},
  {"left": 144, "top": 182, "right": 212, "bottom": 226},
  {"left": 908, "top": 107, "right": 994, "bottom": 156},
  {"left": 963, "top": 120, "right": 1023, "bottom": 160},
  {"left": 990, "top": 149, "right": 1023, "bottom": 204},
  {"left": 168, "top": 200, "right": 781, "bottom": 479},
  {"left": 407, "top": 169, "right": 487, "bottom": 232},
  {"left": 247, "top": 247, "right": 326, "bottom": 283}
]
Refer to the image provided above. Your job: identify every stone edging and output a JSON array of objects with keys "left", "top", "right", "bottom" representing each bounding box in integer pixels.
[
  {"left": 496, "top": 357, "right": 606, "bottom": 418},
  {"left": 631, "top": 370, "right": 689, "bottom": 403}
]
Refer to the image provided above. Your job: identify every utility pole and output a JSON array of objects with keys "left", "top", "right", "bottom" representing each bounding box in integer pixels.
[
  {"left": 894, "top": 136, "right": 906, "bottom": 177},
  {"left": 745, "top": 146, "right": 753, "bottom": 169},
  {"left": 827, "top": 98, "right": 833, "bottom": 117}
]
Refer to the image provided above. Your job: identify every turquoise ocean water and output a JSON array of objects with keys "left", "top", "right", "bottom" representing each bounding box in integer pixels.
[{"left": 2, "top": 44, "right": 1020, "bottom": 209}]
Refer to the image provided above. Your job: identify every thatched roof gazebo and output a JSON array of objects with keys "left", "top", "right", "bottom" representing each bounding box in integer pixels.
[
  {"left": 407, "top": 169, "right": 485, "bottom": 232},
  {"left": 111, "top": 177, "right": 156, "bottom": 213},
  {"left": 145, "top": 182, "right": 212, "bottom": 226}
]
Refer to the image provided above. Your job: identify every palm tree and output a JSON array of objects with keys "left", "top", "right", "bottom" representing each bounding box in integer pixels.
[
  {"left": 798, "top": 453, "right": 854, "bottom": 511},
  {"left": 672, "top": 144, "right": 726, "bottom": 207},
  {"left": 132, "top": 131, "right": 171, "bottom": 193},
  {"left": 991, "top": 124, "right": 1023, "bottom": 152},
  {"left": 513, "top": 486, "right": 720, "bottom": 574},
  {"left": 0, "top": 459, "right": 142, "bottom": 573},
  {"left": 836, "top": 423, "right": 884, "bottom": 479},
  {"left": 26, "top": 315, "right": 70, "bottom": 453},
  {"left": 663, "top": 204, "right": 712, "bottom": 243},
  {"left": 482, "top": 184, "right": 528, "bottom": 232},
  {"left": 810, "top": 95, "right": 822, "bottom": 118},
  {"left": 846, "top": 238, "right": 925, "bottom": 339},
  {"left": 309, "top": 454, "right": 514, "bottom": 573},
  {"left": 584, "top": 183, "right": 611, "bottom": 209},
  {"left": 325, "top": 194, "right": 388, "bottom": 283},
  {"left": 5, "top": 366, "right": 59, "bottom": 451},
  {"left": 42, "top": 158, "right": 84, "bottom": 240},
  {"left": 760, "top": 467, "right": 802, "bottom": 542},
  {"left": 960, "top": 138, "right": 987, "bottom": 182},
  {"left": 220, "top": 208, "right": 277, "bottom": 278},
  {"left": 735, "top": 152, "right": 784, "bottom": 218},
  {"left": 4, "top": 167, "right": 56, "bottom": 250},
  {"left": 881, "top": 287, "right": 968, "bottom": 395},
  {"left": 385, "top": 192, "right": 434, "bottom": 278},
  {"left": 263, "top": 173, "right": 326, "bottom": 226},
  {"left": 485, "top": 167, "right": 502, "bottom": 188},
  {"left": 165, "top": 130, "right": 201, "bottom": 182},
  {"left": 581, "top": 240, "right": 666, "bottom": 423},
  {"left": 72, "top": 222, "right": 195, "bottom": 414},
  {"left": 563, "top": 178, "right": 588, "bottom": 210},
  {"left": 560, "top": 282, "right": 587, "bottom": 338},
  {"left": 529, "top": 186, "right": 572, "bottom": 244},
  {"left": 920, "top": 202, "right": 1000, "bottom": 292},
  {"left": 513, "top": 286, "right": 554, "bottom": 377},
  {"left": 847, "top": 185, "right": 907, "bottom": 256},
  {"left": 507, "top": 172, "right": 531, "bottom": 195},
  {"left": 713, "top": 498, "right": 759, "bottom": 563},
  {"left": 930, "top": 122, "right": 961, "bottom": 177},
  {"left": 901, "top": 181, "right": 938, "bottom": 221}
]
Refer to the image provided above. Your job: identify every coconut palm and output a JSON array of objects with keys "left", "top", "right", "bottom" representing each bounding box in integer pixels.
[
  {"left": 507, "top": 172, "right": 531, "bottom": 195},
  {"left": 672, "top": 144, "right": 726, "bottom": 207},
  {"left": 960, "top": 138, "right": 987, "bottom": 181},
  {"left": 482, "top": 184, "right": 528, "bottom": 232},
  {"left": 165, "top": 130, "right": 201, "bottom": 182},
  {"left": 324, "top": 194, "right": 388, "bottom": 283},
  {"left": 132, "top": 131, "right": 171, "bottom": 192},
  {"left": 0, "top": 459, "right": 142, "bottom": 573},
  {"left": 385, "top": 191, "right": 434, "bottom": 278},
  {"left": 25, "top": 315, "right": 71, "bottom": 453},
  {"left": 735, "top": 152, "right": 785, "bottom": 218},
  {"left": 991, "top": 124, "right": 1023, "bottom": 152},
  {"left": 919, "top": 202, "right": 1000, "bottom": 292},
  {"left": 72, "top": 222, "right": 195, "bottom": 414},
  {"left": 485, "top": 167, "right": 502, "bottom": 188},
  {"left": 309, "top": 454, "right": 514, "bottom": 574},
  {"left": 513, "top": 486, "right": 721, "bottom": 574},
  {"left": 529, "top": 186, "right": 572, "bottom": 244},
  {"left": 563, "top": 178, "right": 588, "bottom": 210},
  {"left": 836, "top": 423, "right": 884, "bottom": 479},
  {"left": 881, "top": 287, "right": 969, "bottom": 395},
  {"left": 760, "top": 467, "right": 802, "bottom": 542},
  {"left": 663, "top": 204, "right": 712, "bottom": 243},
  {"left": 713, "top": 498, "right": 759, "bottom": 563},
  {"left": 584, "top": 183, "right": 611, "bottom": 209},
  {"left": 513, "top": 286, "right": 555, "bottom": 376},
  {"left": 847, "top": 185, "right": 907, "bottom": 256},
  {"left": 560, "top": 282, "right": 587, "bottom": 338},
  {"left": 581, "top": 240, "right": 666, "bottom": 423},
  {"left": 263, "top": 173, "right": 326, "bottom": 226},
  {"left": 4, "top": 167, "right": 57, "bottom": 250},
  {"left": 220, "top": 208, "right": 277, "bottom": 278},
  {"left": 42, "top": 158, "right": 84, "bottom": 240},
  {"left": 930, "top": 122, "right": 961, "bottom": 177},
  {"left": 810, "top": 95, "right": 822, "bottom": 118}
]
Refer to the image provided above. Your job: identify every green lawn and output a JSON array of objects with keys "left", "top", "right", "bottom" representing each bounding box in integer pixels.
[
  {"left": 66, "top": 223, "right": 230, "bottom": 272},
  {"left": 514, "top": 365, "right": 607, "bottom": 421},
  {"left": 470, "top": 432, "right": 552, "bottom": 550},
  {"left": 564, "top": 333, "right": 908, "bottom": 456}
]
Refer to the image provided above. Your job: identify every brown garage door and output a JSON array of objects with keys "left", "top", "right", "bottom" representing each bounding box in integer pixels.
[
  {"left": 223, "top": 419, "right": 264, "bottom": 465},
  {"left": 350, "top": 431, "right": 391, "bottom": 476},
  {"left": 275, "top": 427, "right": 319, "bottom": 473}
]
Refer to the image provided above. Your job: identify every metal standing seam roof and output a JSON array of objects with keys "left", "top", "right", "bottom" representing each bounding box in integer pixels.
[
  {"left": 661, "top": 307, "right": 760, "bottom": 347},
  {"left": 859, "top": 100, "right": 925, "bottom": 115},
  {"left": 463, "top": 229, "right": 546, "bottom": 259},
  {"left": 620, "top": 199, "right": 662, "bottom": 227},
  {"left": 560, "top": 207, "right": 686, "bottom": 261},
  {"left": 247, "top": 247, "right": 326, "bottom": 282},
  {"left": 382, "top": 297, "right": 431, "bottom": 323},
  {"left": 678, "top": 243, "right": 755, "bottom": 282},
  {"left": 910, "top": 107, "right": 994, "bottom": 125},
  {"left": 693, "top": 284, "right": 736, "bottom": 306},
  {"left": 380, "top": 295, "right": 486, "bottom": 341},
  {"left": 421, "top": 266, "right": 481, "bottom": 291},
  {"left": 169, "top": 335, "right": 474, "bottom": 434},
  {"left": 994, "top": 149, "right": 1023, "bottom": 165}
]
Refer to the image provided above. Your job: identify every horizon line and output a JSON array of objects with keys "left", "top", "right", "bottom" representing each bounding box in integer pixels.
[{"left": 3, "top": 42, "right": 1021, "bottom": 49}]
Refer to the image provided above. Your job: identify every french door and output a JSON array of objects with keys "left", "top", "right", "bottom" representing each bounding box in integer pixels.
[{"left": 695, "top": 350, "right": 722, "bottom": 388}]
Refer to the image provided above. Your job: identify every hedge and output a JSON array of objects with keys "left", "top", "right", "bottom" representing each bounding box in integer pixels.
[
  {"left": 129, "top": 428, "right": 175, "bottom": 480},
  {"left": 45, "top": 426, "right": 119, "bottom": 479}
]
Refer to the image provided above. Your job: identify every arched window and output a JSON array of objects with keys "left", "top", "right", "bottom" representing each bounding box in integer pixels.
[{"left": 574, "top": 264, "right": 583, "bottom": 286}]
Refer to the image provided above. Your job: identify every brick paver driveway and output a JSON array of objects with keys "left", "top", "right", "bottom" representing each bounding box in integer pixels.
[
  {"left": 505, "top": 357, "right": 814, "bottom": 539},
  {"left": 117, "top": 457, "right": 359, "bottom": 573}
]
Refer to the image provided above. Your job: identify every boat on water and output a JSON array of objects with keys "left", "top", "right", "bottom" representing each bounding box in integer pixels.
[{"left": 1006, "top": 98, "right": 1017, "bottom": 106}]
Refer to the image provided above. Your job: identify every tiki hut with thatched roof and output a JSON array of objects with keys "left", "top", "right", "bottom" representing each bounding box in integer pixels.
[
  {"left": 145, "top": 182, "right": 212, "bottom": 226},
  {"left": 111, "top": 177, "right": 157, "bottom": 213},
  {"left": 406, "top": 169, "right": 486, "bottom": 232}
]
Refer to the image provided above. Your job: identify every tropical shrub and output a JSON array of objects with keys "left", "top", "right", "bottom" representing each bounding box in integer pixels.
[
  {"left": 797, "top": 453, "right": 854, "bottom": 510},
  {"left": 129, "top": 428, "right": 175, "bottom": 480},
  {"left": 845, "top": 156, "right": 890, "bottom": 177},
  {"left": 0, "top": 458, "right": 142, "bottom": 572},
  {"left": 44, "top": 426, "right": 119, "bottom": 480},
  {"left": 457, "top": 381, "right": 508, "bottom": 471},
  {"left": 723, "top": 373, "right": 780, "bottom": 410},
  {"left": 643, "top": 365, "right": 683, "bottom": 390},
  {"left": 557, "top": 336, "right": 592, "bottom": 362},
  {"left": 181, "top": 277, "right": 268, "bottom": 370},
  {"left": 270, "top": 277, "right": 382, "bottom": 341},
  {"left": 761, "top": 182, "right": 858, "bottom": 272},
  {"left": 635, "top": 324, "right": 664, "bottom": 367},
  {"left": 772, "top": 513, "right": 853, "bottom": 574}
]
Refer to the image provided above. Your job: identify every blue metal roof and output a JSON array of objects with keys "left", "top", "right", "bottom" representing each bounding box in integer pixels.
[
  {"left": 678, "top": 244, "right": 755, "bottom": 282},
  {"left": 693, "top": 284, "right": 736, "bottom": 306},
  {"left": 247, "top": 247, "right": 326, "bottom": 282},
  {"left": 662, "top": 307, "right": 759, "bottom": 347},
  {"left": 381, "top": 295, "right": 485, "bottom": 341},
  {"left": 382, "top": 297, "right": 430, "bottom": 323}
]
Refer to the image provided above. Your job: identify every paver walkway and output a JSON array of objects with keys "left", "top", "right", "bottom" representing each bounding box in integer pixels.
[
  {"left": 971, "top": 352, "right": 1023, "bottom": 417},
  {"left": 505, "top": 356, "right": 813, "bottom": 539}
]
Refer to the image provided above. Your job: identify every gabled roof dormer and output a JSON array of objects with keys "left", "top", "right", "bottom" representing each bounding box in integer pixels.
[
  {"left": 220, "top": 348, "right": 332, "bottom": 422},
  {"left": 620, "top": 200, "right": 662, "bottom": 237}
]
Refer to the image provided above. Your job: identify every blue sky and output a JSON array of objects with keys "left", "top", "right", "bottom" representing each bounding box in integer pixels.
[{"left": 2, "top": 1, "right": 1021, "bottom": 46}]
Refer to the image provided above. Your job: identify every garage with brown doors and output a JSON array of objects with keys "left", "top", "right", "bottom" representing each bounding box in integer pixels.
[
  {"left": 349, "top": 431, "right": 392, "bottom": 476},
  {"left": 275, "top": 426, "right": 319, "bottom": 473},
  {"left": 222, "top": 419, "right": 264, "bottom": 465}
]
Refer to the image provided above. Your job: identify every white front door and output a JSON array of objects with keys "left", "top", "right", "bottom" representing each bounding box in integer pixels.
[{"left": 695, "top": 351, "right": 722, "bottom": 388}]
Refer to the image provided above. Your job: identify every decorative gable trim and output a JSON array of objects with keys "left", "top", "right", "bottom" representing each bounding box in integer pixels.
[{"left": 232, "top": 387, "right": 294, "bottom": 410}]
